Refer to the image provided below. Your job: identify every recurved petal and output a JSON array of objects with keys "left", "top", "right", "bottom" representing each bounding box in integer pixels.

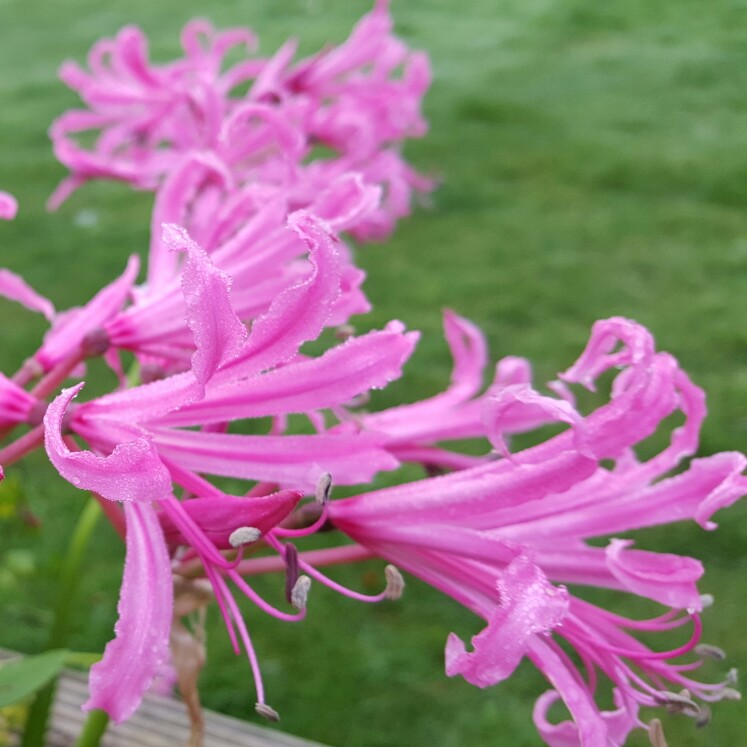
[
  {"left": 441, "top": 310, "right": 488, "bottom": 402},
  {"left": 445, "top": 555, "right": 568, "bottom": 687},
  {"left": 605, "top": 539, "right": 703, "bottom": 611},
  {"left": 44, "top": 383, "right": 172, "bottom": 502},
  {"left": 163, "top": 223, "right": 247, "bottom": 394},
  {"left": 159, "top": 489, "right": 302, "bottom": 549},
  {"left": 83, "top": 501, "right": 173, "bottom": 723},
  {"left": 146, "top": 154, "right": 232, "bottom": 291},
  {"left": 159, "top": 323, "right": 418, "bottom": 427},
  {"left": 533, "top": 688, "right": 638, "bottom": 747},
  {"left": 0, "top": 268, "right": 55, "bottom": 320},
  {"left": 152, "top": 428, "right": 399, "bottom": 488},
  {"left": 36, "top": 254, "right": 139, "bottom": 370},
  {"left": 309, "top": 173, "right": 382, "bottom": 232},
  {"left": 216, "top": 211, "right": 343, "bottom": 382},
  {"left": 527, "top": 637, "right": 610, "bottom": 746},
  {"left": 483, "top": 385, "right": 587, "bottom": 459}
]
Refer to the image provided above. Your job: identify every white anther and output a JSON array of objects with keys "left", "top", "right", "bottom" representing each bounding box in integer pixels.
[
  {"left": 655, "top": 689, "right": 700, "bottom": 717},
  {"left": 695, "top": 705, "right": 711, "bottom": 728},
  {"left": 695, "top": 643, "right": 726, "bottom": 661},
  {"left": 384, "top": 565, "right": 405, "bottom": 600},
  {"left": 315, "top": 472, "right": 332, "bottom": 504},
  {"left": 255, "top": 703, "right": 280, "bottom": 722},
  {"left": 699, "top": 593, "right": 714, "bottom": 609},
  {"left": 719, "top": 688, "right": 741, "bottom": 702},
  {"left": 229, "top": 526, "right": 262, "bottom": 548},
  {"left": 335, "top": 324, "right": 355, "bottom": 341},
  {"left": 647, "top": 718, "right": 668, "bottom": 747},
  {"left": 291, "top": 575, "right": 312, "bottom": 611}
]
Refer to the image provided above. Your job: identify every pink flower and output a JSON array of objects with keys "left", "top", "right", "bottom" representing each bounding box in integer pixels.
[
  {"left": 329, "top": 318, "right": 745, "bottom": 746},
  {"left": 39, "top": 214, "right": 417, "bottom": 721},
  {"left": 48, "top": 2, "right": 432, "bottom": 239},
  {"left": 106, "top": 186, "right": 372, "bottom": 374}
]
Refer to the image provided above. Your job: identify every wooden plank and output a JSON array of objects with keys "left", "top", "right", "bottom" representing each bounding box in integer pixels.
[{"left": 1, "top": 651, "right": 327, "bottom": 747}]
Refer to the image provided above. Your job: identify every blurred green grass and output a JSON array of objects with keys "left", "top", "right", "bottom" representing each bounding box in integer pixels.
[{"left": 0, "top": 1, "right": 745, "bottom": 745}]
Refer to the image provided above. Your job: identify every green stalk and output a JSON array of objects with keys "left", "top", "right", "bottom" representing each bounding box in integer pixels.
[
  {"left": 73, "top": 710, "right": 110, "bottom": 747},
  {"left": 21, "top": 499, "right": 103, "bottom": 747}
]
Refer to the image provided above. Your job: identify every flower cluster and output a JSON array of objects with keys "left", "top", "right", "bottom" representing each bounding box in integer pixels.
[
  {"left": 48, "top": 0, "right": 432, "bottom": 241},
  {"left": 330, "top": 317, "right": 745, "bottom": 745},
  {"left": 0, "top": 3, "right": 743, "bottom": 745}
]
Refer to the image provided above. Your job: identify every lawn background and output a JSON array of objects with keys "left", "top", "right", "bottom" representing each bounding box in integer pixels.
[{"left": 0, "top": 1, "right": 745, "bottom": 745}]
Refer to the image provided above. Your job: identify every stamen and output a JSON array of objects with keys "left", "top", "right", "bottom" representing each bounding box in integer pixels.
[
  {"left": 718, "top": 688, "right": 741, "bottom": 702},
  {"left": 695, "top": 705, "right": 711, "bottom": 728},
  {"left": 229, "top": 526, "right": 262, "bottom": 548},
  {"left": 648, "top": 718, "right": 668, "bottom": 747},
  {"left": 654, "top": 689, "right": 702, "bottom": 719},
  {"left": 203, "top": 564, "right": 239, "bottom": 655},
  {"left": 162, "top": 496, "right": 236, "bottom": 570},
  {"left": 384, "top": 565, "right": 405, "bottom": 600},
  {"left": 291, "top": 575, "right": 312, "bottom": 611},
  {"left": 264, "top": 534, "right": 400, "bottom": 605},
  {"left": 272, "top": 501, "right": 329, "bottom": 538},
  {"left": 315, "top": 472, "right": 332, "bottom": 504},
  {"left": 572, "top": 613, "right": 702, "bottom": 661},
  {"left": 284, "top": 544, "right": 299, "bottom": 604},
  {"left": 335, "top": 324, "right": 355, "bottom": 341},
  {"left": 700, "top": 594, "right": 714, "bottom": 609},
  {"left": 81, "top": 327, "right": 110, "bottom": 357},
  {"left": 228, "top": 570, "right": 306, "bottom": 623},
  {"left": 211, "top": 572, "right": 269, "bottom": 710},
  {"left": 695, "top": 644, "right": 726, "bottom": 661},
  {"left": 255, "top": 703, "right": 280, "bottom": 722}
]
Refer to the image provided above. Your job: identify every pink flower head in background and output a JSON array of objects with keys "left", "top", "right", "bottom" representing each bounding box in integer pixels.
[
  {"left": 0, "top": 191, "right": 18, "bottom": 220},
  {"left": 48, "top": 1, "right": 433, "bottom": 240},
  {"left": 330, "top": 318, "right": 746, "bottom": 746}
]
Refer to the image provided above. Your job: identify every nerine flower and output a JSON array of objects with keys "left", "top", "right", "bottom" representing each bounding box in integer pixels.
[
  {"left": 48, "top": 1, "right": 432, "bottom": 239},
  {"left": 329, "top": 318, "right": 745, "bottom": 746},
  {"left": 105, "top": 174, "right": 374, "bottom": 374},
  {"left": 37, "top": 214, "right": 417, "bottom": 721}
]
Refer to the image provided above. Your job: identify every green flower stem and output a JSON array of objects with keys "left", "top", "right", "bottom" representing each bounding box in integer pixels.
[
  {"left": 21, "top": 498, "right": 103, "bottom": 747},
  {"left": 73, "top": 709, "right": 110, "bottom": 747}
]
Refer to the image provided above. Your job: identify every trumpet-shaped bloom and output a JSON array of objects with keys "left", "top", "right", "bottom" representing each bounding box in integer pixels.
[{"left": 330, "top": 318, "right": 746, "bottom": 746}]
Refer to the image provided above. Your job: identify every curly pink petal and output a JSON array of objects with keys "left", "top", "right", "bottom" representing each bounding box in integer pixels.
[
  {"left": 83, "top": 501, "right": 173, "bottom": 722},
  {"left": 44, "top": 383, "right": 171, "bottom": 502},
  {"left": 445, "top": 555, "right": 569, "bottom": 687}
]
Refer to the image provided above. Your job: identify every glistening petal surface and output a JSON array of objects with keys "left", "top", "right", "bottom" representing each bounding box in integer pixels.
[
  {"left": 83, "top": 501, "right": 173, "bottom": 722},
  {"left": 44, "top": 383, "right": 171, "bottom": 502}
]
